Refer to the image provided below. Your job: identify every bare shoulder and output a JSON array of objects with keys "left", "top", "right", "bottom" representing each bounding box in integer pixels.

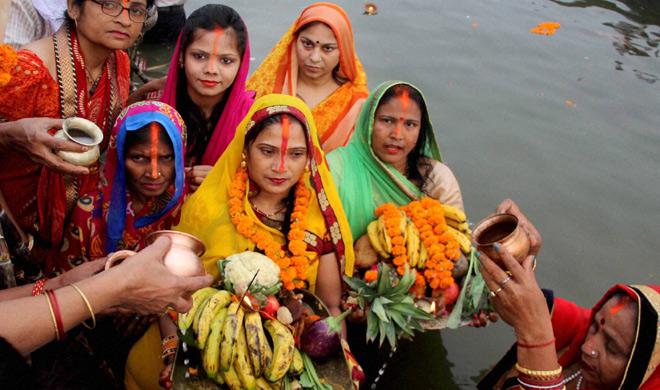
[{"left": 22, "top": 37, "right": 56, "bottom": 77}]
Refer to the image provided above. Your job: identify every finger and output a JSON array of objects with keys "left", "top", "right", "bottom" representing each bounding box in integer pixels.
[
  {"left": 178, "top": 274, "right": 214, "bottom": 294},
  {"left": 86, "top": 258, "right": 107, "bottom": 273},
  {"left": 521, "top": 254, "right": 535, "bottom": 272},
  {"left": 192, "top": 175, "right": 205, "bottom": 185},
  {"left": 184, "top": 167, "right": 192, "bottom": 173},
  {"left": 477, "top": 252, "right": 504, "bottom": 292},
  {"left": 47, "top": 136, "right": 89, "bottom": 153},
  {"left": 139, "top": 236, "right": 172, "bottom": 265},
  {"left": 40, "top": 151, "right": 90, "bottom": 175},
  {"left": 37, "top": 118, "right": 65, "bottom": 130},
  {"left": 495, "top": 198, "right": 514, "bottom": 214},
  {"left": 171, "top": 296, "right": 194, "bottom": 313},
  {"left": 494, "top": 244, "right": 525, "bottom": 280}
]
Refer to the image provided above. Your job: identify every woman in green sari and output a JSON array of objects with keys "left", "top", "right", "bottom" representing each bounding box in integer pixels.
[
  {"left": 327, "top": 80, "right": 464, "bottom": 240},
  {"left": 327, "top": 80, "right": 465, "bottom": 387}
]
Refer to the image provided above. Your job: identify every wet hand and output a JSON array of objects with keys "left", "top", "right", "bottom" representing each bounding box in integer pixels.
[
  {"left": 54, "top": 258, "right": 106, "bottom": 288},
  {"left": 478, "top": 245, "right": 552, "bottom": 342},
  {"left": 186, "top": 165, "right": 212, "bottom": 192},
  {"left": 495, "top": 199, "right": 543, "bottom": 255},
  {"left": 1, "top": 118, "right": 90, "bottom": 175},
  {"left": 114, "top": 237, "right": 214, "bottom": 315}
]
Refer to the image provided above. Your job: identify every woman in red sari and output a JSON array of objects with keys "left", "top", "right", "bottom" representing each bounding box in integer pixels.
[
  {"left": 477, "top": 199, "right": 659, "bottom": 390},
  {"left": 0, "top": 0, "right": 151, "bottom": 272}
]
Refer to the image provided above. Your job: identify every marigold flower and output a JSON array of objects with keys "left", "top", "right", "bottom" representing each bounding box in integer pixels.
[{"left": 364, "top": 270, "right": 378, "bottom": 283}]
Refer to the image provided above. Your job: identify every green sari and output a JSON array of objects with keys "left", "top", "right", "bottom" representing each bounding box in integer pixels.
[{"left": 327, "top": 80, "right": 442, "bottom": 239}]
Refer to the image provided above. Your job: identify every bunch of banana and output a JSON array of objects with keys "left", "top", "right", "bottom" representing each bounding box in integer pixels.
[
  {"left": 442, "top": 204, "right": 472, "bottom": 254},
  {"left": 366, "top": 210, "right": 408, "bottom": 259},
  {"left": 179, "top": 288, "right": 304, "bottom": 389}
]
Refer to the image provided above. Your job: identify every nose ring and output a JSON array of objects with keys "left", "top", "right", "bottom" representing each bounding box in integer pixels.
[
  {"left": 156, "top": 171, "right": 162, "bottom": 178},
  {"left": 589, "top": 350, "right": 598, "bottom": 358}
]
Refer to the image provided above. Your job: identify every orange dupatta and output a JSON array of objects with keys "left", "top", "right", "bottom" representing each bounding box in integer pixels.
[{"left": 247, "top": 2, "right": 368, "bottom": 152}]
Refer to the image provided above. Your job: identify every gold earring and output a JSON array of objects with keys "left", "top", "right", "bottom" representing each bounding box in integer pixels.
[{"left": 240, "top": 152, "right": 247, "bottom": 168}]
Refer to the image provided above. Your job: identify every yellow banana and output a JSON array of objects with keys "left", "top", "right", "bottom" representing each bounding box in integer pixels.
[
  {"left": 406, "top": 221, "right": 420, "bottom": 268},
  {"left": 263, "top": 319, "right": 295, "bottom": 382},
  {"left": 378, "top": 216, "right": 392, "bottom": 254},
  {"left": 255, "top": 377, "right": 274, "bottom": 390},
  {"left": 244, "top": 311, "right": 270, "bottom": 377},
  {"left": 192, "top": 294, "right": 214, "bottom": 335},
  {"left": 234, "top": 324, "right": 257, "bottom": 390},
  {"left": 221, "top": 365, "right": 243, "bottom": 390},
  {"left": 366, "top": 221, "right": 389, "bottom": 258},
  {"left": 442, "top": 204, "right": 466, "bottom": 223},
  {"left": 418, "top": 240, "right": 428, "bottom": 269},
  {"left": 288, "top": 347, "right": 303, "bottom": 375},
  {"left": 399, "top": 211, "right": 408, "bottom": 239},
  {"left": 177, "top": 287, "right": 217, "bottom": 332},
  {"left": 220, "top": 302, "right": 245, "bottom": 372},
  {"left": 197, "top": 290, "right": 232, "bottom": 349},
  {"left": 447, "top": 225, "right": 472, "bottom": 253},
  {"left": 445, "top": 218, "right": 470, "bottom": 234},
  {"left": 202, "top": 308, "right": 228, "bottom": 377}
]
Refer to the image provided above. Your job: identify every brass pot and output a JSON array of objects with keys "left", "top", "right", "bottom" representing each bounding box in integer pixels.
[
  {"left": 146, "top": 230, "right": 206, "bottom": 277},
  {"left": 472, "top": 213, "right": 530, "bottom": 266}
]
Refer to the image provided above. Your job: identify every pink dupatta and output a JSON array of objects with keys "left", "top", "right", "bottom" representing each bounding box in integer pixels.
[{"left": 160, "top": 31, "right": 254, "bottom": 165}]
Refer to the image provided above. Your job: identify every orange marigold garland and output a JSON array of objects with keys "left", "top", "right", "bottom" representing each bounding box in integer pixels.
[
  {"left": 0, "top": 44, "right": 18, "bottom": 87},
  {"left": 229, "top": 166, "right": 311, "bottom": 291},
  {"left": 376, "top": 198, "right": 461, "bottom": 297}
]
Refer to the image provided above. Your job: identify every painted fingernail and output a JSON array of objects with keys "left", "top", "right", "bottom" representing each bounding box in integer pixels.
[{"left": 493, "top": 243, "right": 501, "bottom": 252}]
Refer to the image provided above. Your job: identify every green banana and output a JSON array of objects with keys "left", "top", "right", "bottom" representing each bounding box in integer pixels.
[
  {"left": 234, "top": 324, "right": 257, "bottom": 390},
  {"left": 367, "top": 220, "right": 389, "bottom": 258},
  {"left": 288, "top": 347, "right": 303, "bottom": 375},
  {"left": 197, "top": 290, "right": 232, "bottom": 349},
  {"left": 263, "top": 319, "right": 295, "bottom": 382},
  {"left": 220, "top": 302, "right": 245, "bottom": 372},
  {"left": 244, "top": 311, "right": 271, "bottom": 377},
  {"left": 177, "top": 287, "right": 217, "bottom": 332},
  {"left": 202, "top": 308, "right": 227, "bottom": 377}
]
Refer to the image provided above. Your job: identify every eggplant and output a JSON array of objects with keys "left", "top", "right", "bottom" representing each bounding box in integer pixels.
[{"left": 300, "top": 309, "right": 351, "bottom": 359}]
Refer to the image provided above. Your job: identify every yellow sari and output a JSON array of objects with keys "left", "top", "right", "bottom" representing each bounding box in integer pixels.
[
  {"left": 247, "top": 2, "right": 369, "bottom": 152},
  {"left": 124, "top": 94, "right": 355, "bottom": 390}
]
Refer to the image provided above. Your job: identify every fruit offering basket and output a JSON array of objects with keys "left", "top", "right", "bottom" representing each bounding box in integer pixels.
[
  {"left": 344, "top": 198, "right": 491, "bottom": 348},
  {"left": 171, "top": 283, "right": 353, "bottom": 389}
]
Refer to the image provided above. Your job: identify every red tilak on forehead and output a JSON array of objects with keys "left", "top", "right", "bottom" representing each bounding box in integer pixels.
[
  {"left": 211, "top": 27, "right": 224, "bottom": 58},
  {"left": 278, "top": 115, "right": 290, "bottom": 172},
  {"left": 609, "top": 298, "right": 629, "bottom": 316},
  {"left": 394, "top": 88, "right": 411, "bottom": 136},
  {"left": 150, "top": 123, "right": 159, "bottom": 178}
]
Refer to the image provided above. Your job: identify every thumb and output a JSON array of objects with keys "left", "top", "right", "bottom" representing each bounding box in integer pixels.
[
  {"left": 142, "top": 236, "right": 172, "bottom": 265},
  {"left": 522, "top": 254, "right": 535, "bottom": 271},
  {"left": 39, "top": 118, "right": 64, "bottom": 130},
  {"left": 179, "top": 274, "right": 213, "bottom": 294}
]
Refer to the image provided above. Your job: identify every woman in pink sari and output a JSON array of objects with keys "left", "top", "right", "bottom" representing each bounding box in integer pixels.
[{"left": 132, "top": 4, "right": 254, "bottom": 191}]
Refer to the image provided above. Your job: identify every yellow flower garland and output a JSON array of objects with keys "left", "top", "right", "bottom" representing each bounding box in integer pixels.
[{"left": 229, "top": 166, "right": 312, "bottom": 291}]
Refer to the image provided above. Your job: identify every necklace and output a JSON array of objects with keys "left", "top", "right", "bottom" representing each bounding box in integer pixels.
[
  {"left": 249, "top": 198, "right": 287, "bottom": 219},
  {"left": 562, "top": 369, "right": 583, "bottom": 389}
]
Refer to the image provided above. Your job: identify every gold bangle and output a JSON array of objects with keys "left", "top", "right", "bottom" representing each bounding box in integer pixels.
[
  {"left": 70, "top": 284, "right": 96, "bottom": 329},
  {"left": 515, "top": 362, "right": 562, "bottom": 378},
  {"left": 44, "top": 293, "right": 59, "bottom": 341}
]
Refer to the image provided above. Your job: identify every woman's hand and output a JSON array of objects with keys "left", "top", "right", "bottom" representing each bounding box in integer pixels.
[
  {"left": 113, "top": 237, "right": 214, "bottom": 315},
  {"left": 478, "top": 245, "right": 553, "bottom": 343},
  {"left": 0, "top": 118, "right": 90, "bottom": 174},
  {"left": 186, "top": 165, "right": 213, "bottom": 192},
  {"left": 50, "top": 258, "right": 106, "bottom": 289},
  {"left": 126, "top": 77, "right": 166, "bottom": 105},
  {"left": 495, "top": 199, "right": 543, "bottom": 256}
]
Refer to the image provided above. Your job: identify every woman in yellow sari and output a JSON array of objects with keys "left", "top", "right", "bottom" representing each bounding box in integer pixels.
[
  {"left": 247, "top": 2, "right": 369, "bottom": 152},
  {"left": 125, "top": 94, "right": 355, "bottom": 389}
]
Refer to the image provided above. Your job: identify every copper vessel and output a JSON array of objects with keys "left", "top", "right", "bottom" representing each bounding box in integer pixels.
[
  {"left": 472, "top": 213, "right": 530, "bottom": 266},
  {"left": 146, "top": 230, "right": 206, "bottom": 277}
]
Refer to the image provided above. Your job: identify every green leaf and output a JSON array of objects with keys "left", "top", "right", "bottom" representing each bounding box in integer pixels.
[
  {"left": 377, "top": 264, "right": 393, "bottom": 294},
  {"left": 389, "top": 311, "right": 414, "bottom": 337},
  {"left": 378, "top": 316, "right": 388, "bottom": 346},
  {"left": 371, "top": 298, "right": 390, "bottom": 323},
  {"left": 366, "top": 310, "right": 379, "bottom": 343},
  {"left": 385, "top": 319, "right": 397, "bottom": 349},
  {"left": 448, "top": 249, "right": 476, "bottom": 328}
]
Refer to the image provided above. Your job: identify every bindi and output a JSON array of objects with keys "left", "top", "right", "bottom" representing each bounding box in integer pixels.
[{"left": 278, "top": 116, "right": 290, "bottom": 172}]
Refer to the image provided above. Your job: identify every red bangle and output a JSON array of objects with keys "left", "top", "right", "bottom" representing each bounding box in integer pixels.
[
  {"left": 32, "top": 278, "right": 47, "bottom": 296},
  {"left": 46, "top": 290, "right": 66, "bottom": 341},
  {"left": 517, "top": 337, "right": 556, "bottom": 349}
]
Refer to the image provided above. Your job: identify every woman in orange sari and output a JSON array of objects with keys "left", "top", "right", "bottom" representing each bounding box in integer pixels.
[
  {"left": 247, "top": 2, "right": 369, "bottom": 152},
  {"left": 0, "top": 0, "right": 150, "bottom": 274}
]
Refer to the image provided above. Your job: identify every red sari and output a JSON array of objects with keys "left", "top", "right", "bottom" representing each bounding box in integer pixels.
[{"left": 0, "top": 22, "right": 130, "bottom": 250}]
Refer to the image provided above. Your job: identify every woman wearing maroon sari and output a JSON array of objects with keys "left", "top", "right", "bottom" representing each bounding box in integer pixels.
[
  {"left": 477, "top": 200, "right": 659, "bottom": 390},
  {"left": 0, "top": 0, "right": 152, "bottom": 272}
]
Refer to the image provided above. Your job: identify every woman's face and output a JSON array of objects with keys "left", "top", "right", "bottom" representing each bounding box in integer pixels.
[
  {"left": 246, "top": 118, "right": 308, "bottom": 200},
  {"left": 295, "top": 23, "right": 340, "bottom": 82},
  {"left": 580, "top": 296, "right": 637, "bottom": 389},
  {"left": 370, "top": 95, "right": 422, "bottom": 174},
  {"left": 124, "top": 130, "right": 175, "bottom": 201},
  {"left": 70, "top": 0, "right": 146, "bottom": 50},
  {"left": 184, "top": 28, "right": 241, "bottom": 103}
]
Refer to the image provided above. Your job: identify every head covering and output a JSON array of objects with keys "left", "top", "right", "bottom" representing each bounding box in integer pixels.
[
  {"left": 478, "top": 285, "right": 660, "bottom": 390},
  {"left": 247, "top": 2, "right": 369, "bottom": 151},
  {"left": 161, "top": 10, "right": 255, "bottom": 165},
  {"left": 104, "top": 101, "right": 187, "bottom": 252},
  {"left": 327, "top": 80, "right": 441, "bottom": 239},
  {"left": 175, "top": 94, "right": 355, "bottom": 287}
]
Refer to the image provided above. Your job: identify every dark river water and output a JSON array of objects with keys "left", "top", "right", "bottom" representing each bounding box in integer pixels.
[{"left": 138, "top": 0, "right": 659, "bottom": 387}]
